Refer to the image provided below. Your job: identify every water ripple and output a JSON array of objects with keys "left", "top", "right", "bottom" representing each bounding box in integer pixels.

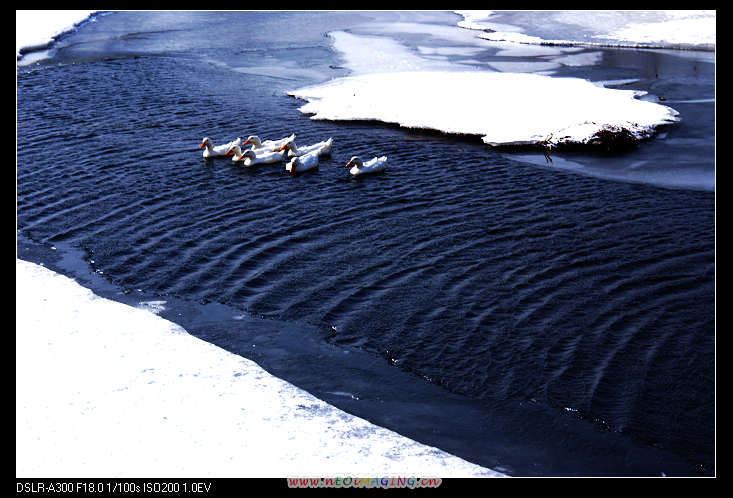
[{"left": 17, "top": 48, "right": 715, "bottom": 473}]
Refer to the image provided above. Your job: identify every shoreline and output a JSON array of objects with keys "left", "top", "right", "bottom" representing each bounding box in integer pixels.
[
  {"left": 15, "top": 258, "right": 503, "bottom": 477},
  {"left": 16, "top": 10, "right": 97, "bottom": 58}
]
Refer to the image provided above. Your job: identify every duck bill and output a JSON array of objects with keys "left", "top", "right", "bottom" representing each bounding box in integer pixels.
[
  {"left": 199, "top": 142, "right": 205, "bottom": 149},
  {"left": 242, "top": 139, "right": 251, "bottom": 146}
]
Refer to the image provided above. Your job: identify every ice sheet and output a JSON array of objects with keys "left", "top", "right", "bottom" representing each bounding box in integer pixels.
[{"left": 455, "top": 10, "right": 716, "bottom": 50}]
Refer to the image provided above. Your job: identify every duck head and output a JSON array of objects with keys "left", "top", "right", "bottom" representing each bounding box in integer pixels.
[
  {"left": 277, "top": 141, "right": 296, "bottom": 153},
  {"left": 225, "top": 144, "right": 241, "bottom": 157},
  {"left": 199, "top": 137, "right": 212, "bottom": 149},
  {"left": 242, "top": 135, "right": 261, "bottom": 148},
  {"left": 345, "top": 156, "right": 362, "bottom": 169}
]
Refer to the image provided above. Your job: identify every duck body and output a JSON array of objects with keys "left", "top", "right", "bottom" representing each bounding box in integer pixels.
[
  {"left": 243, "top": 133, "right": 296, "bottom": 152},
  {"left": 226, "top": 145, "right": 285, "bottom": 166},
  {"left": 200, "top": 137, "right": 242, "bottom": 158},
  {"left": 280, "top": 138, "right": 333, "bottom": 158},
  {"left": 346, "top": 155, "right": 388, "bottom": 176},
  {"left": 285, "top": 148, "right": 320, "bottom": 173}
]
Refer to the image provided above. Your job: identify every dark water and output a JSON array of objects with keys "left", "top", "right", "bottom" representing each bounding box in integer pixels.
[{"left": 16, "top": 11, "right": 715, "bottom": 476}]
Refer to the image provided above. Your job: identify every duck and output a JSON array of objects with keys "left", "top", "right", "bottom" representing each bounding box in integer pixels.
[
  {"left": 345, "top": 156, "right": 388, "bottom": 176},
  {"left": 199, "top": 136, "right": 242, "bottom": 158},
  {"left": 278, "top": 138, "right": 333, "bottom": 158},
  {"left": 242, "top": 133, "right": 296, "bottom": 152},
  {"left": 285, "top": 148, "right": 320, "bottom": 173},
  {"left": 226, "top": 145, "right": 285, "bottom": 166}
]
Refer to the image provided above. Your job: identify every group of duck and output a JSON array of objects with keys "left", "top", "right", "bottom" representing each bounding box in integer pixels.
[{"left": 198, "top": 134, "right": 388, "bottom": 176}]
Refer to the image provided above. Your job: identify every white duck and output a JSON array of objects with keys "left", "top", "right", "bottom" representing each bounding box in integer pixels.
[
  {"left": 199, "top": 136, "right": 242, "bottom": 158},
  {"left": 226, "top": 145, "right": 285, "bottom": 166},
  {"left": 278, "top": 138, "right": 333, "bottom": 158},
  {"left": 242, "top": 133, "right": 295, "bottom": 152},
  {"left": 285, "top": 148, "right": 320, "bottom": 173},
  {"left": 345, "top": 156, "right": 388, "bottom": 176}
]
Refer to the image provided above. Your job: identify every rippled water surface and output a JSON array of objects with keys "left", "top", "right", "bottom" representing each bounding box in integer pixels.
[{"left": 17, "top": 11, "right": 715, "bottom": 476}]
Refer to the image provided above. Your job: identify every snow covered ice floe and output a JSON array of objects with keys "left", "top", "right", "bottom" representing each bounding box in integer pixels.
[
  {"left": 289, "top": 70, "right": 679, "bottom": 149},
  {"left": 454, "top": 10, "right": 716, "bottom": 51},
  {"left": 594, "top": 13, "right": 715, "bottom": 48},
  {"left": 16, "top": 259, "right": 504, "bottom": 477}
]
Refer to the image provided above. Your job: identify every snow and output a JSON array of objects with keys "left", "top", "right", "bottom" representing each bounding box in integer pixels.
[
  {"left": 454, "top": 10, "right": 495, "bottom": 31},
  {"left": 16, "top": 10, "right": 95, "bottom": 57},
  {"left": 289, "top": 71, "right": 679, "bottom": 148},
  {"left": 455, "top": 10, "right": 716, "bottom": 50},
  {"left": 287, "top": 24, "right": 682, "bottom": 148},
  {"left": 595, "top": 14, "right": 716, "bottom": 47},
  {"left": 16, "top": 259, "right": 504, "bottom": 477},
  {"left": 327, "top": 30, "right": 458, "bottom": 74}
]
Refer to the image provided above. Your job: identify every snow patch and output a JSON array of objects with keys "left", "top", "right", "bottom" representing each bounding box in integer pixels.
[{"left": 289, "top": 71, "right": 679, "bottom": 148}]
